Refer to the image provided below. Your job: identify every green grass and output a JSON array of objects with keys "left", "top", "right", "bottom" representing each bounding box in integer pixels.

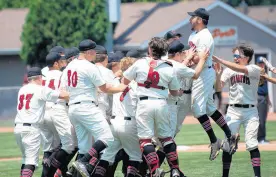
[
  {"left": 1, "top": 121, "right": 276, "bottom": 158},
  {"left": 175, "top": 121, "right": 276, "bottom": 145},
  {"left": 0, "top": 152, "right": 276, "bottom": 177}
]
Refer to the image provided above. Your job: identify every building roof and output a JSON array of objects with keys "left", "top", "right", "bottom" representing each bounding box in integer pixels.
[
  {"left": 114, "top": 0, "right": 215, "bottom": 48},
  {"left": 115, "top": 1, "right": 276, "bottom": 50},
  {"left": 236, "top": 5, "right": 276, "bottom": 25},
  {"left": 1, "top": 2, "right": 276, "bottom": 53},
  {"left": 0, "top": 8, "right": 28, "bottom": 54}
]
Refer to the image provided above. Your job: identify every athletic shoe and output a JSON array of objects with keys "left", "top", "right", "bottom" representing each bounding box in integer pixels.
[
  {"left": 72, "top": 161, "right": 90, "bottom": 177},
  {"left": 209, "top": 139, "right": 223, "bottom": 161},
  {"left": 66, "top": 166, "right": 75, "bottom": 177},
  {"left": 171, "top": 169, "right": 180, "bottom": 177},
  {"left": 149, "top": 168, "right": 165, "bottom": 177},
  {"left": 259, "top": 140, "right": 269, "bottom": 144},
  {"left": 229, "top": 133, "right": 240, "bottom": 155}
]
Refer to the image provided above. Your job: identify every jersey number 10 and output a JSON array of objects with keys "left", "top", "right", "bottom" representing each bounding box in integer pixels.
[{"left": 67, "top": 70, "right": 78, "bottom": 87}]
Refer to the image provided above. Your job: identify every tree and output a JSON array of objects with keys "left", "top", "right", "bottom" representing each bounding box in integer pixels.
[
  {"left": 20, "top": 0, "right": 108, "bottom": 66},
  {"left": 0, "top": 0, "right": 35, "bottom": 9}
]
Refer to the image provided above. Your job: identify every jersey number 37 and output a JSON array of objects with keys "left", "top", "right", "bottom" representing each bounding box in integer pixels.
[
  {"left": 18, "top": 94, "right": 33, "bottom": 110},
  {"left": 67, "top": 70, "right": 78, "bottom": 87}
]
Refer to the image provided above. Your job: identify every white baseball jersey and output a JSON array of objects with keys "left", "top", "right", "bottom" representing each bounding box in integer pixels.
[
  {"left": 15, "top": 83, "right": 60, "bottom": 124},
  {"left": 166, "top": 59, "right": 195, "bottom": 102},
  {"left": 41, "top": 66, "right": 49, "bottom": 78},
  {"left": 43, "top": 70, "right": 64, "bottom": 104},
  {"left": 123, "top": 57, "right": 180, "bottom": 99},
  {"left": 221, "top": 65, "right": 261, "bottom": 105},
  {"left": 96, "top": 65, "right": 116, "bottom": 111},
  {"left": 188, "top": 28, "right": 214, "bottom": 67},
  {"left": 65, "top": 59, "right": 106, "bottom": 104},
  {"left": 112, "top": 80, "right": 138, "bottom": 117}
]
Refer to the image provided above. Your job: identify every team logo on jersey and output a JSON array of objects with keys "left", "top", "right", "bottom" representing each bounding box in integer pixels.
[
  {"left": 189, "top": 41, "right": 196, "bottom": 48},
  {"left": 230, "top": 74, "right": 250, "bottom": 86}
]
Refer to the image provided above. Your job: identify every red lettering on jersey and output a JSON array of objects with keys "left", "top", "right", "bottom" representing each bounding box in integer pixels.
[
  {"left": 189, "top": 41, "right": 196, "bottom": 48},
  {"left": 18, "top": 94, "right": 24, "bottom": 110},
  {"left": 25, "top": 94, "right": 33, "bottom": 110},
  {"left": 144, "top": 60, "right": 160, "bottom": 88},
  {"left": 48, "top": 79, "right": 55, "bottom": 90},
  {"left": 67, "top": 70, "right": 78, "bottom": 87},
  {"left": 18, "top": 94, "right": 33, "bottom": 110},
  {"left": 42, "top": 80, "right": 46, "bottom": 86}
]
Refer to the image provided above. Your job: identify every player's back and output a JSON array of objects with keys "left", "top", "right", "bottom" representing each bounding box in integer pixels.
[
  {"left": 66, "top": 59, "right": 104, "bottom": 104},
  {"left": 112, "top": 80, "right": 138, "bottom": 118},
  {"left": 124, "top": 57, "right": 179, "bottom": 99},
  {"left": 15, "top": 84, "right": 49, "bottom": 125},
  {"left": 43, "top": 70, "right": 63, "bottom": 107}
]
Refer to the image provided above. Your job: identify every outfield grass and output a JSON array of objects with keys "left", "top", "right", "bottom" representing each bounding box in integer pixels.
[
  {"left": 0, "top": 152, "right": 276, "bottom": 177},
  {"left": 1, "top": 121, "right": 276, "bottom": 158},
  {"left": 175, "top": 121, "right": 276, "bottom": 145}
]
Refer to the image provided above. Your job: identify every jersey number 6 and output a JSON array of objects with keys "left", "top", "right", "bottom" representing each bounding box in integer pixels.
[{"left": 67, "top": 70, "right": 78, "bottom": 87}]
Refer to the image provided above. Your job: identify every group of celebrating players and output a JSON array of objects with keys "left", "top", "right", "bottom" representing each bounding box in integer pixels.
[{"left": 15, "top": 7, "right": 276, "bottom": 177}]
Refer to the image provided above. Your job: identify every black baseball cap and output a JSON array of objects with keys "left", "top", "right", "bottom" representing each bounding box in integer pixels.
[
  {"left": 95, "top": 45, "right": 107, "bottom": 54},
  {"left": 46, "top": 52, "right": 62, "bottom": 67},
  {"left": 65, "top": 47, "right": 80, "bottom": 59},
  {"left": 108, "top": 52, "right": 120, "bottom": 63},
  {"left": 188, "top": 8, "right": 209, "bottom": 21},
  {"left": 164, "top": 30, "right": 182, "bottom": 40},
  {"left": 27, "top": 67, "right": 42, "bottom": 77},
  {"left": 126, "top": 50, "right": 140, "bottom": 58},
  {"left": 115, "top": 51, "right": 125, "bottom": 60},
  {"left": 168, "top": 40, "right": 185, "bottom": 54},
  {"left": 49, "top": 46, "right": 65, "bottom": 54},
  {"left": 79, "top": 39, "right": 97, "bottom": 52}
]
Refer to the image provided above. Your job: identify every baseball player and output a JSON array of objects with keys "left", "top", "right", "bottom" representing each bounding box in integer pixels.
[
  {"left": 14, "top": 67, "right": 68, "bottom": 177},
  {"left": 91, "top": 57, "right": 142, "bottom": 177},
  {"left": 40, "top": 51, "right": 68, "bottom": 176},
  {"left": 41, "top": 52, "right": 78, "bottom": 177},
  {"left": 213, "top": 44, "right": 262, "bottom": 177},
  {"left": 41, "top": 46, "right": 65, "bottom": 77},
  {"left": 65, "top": 39, "right": 126, "bottom": 177},
  {"left": 120, "top": 37, "right": 185, "bottom": 177},
  {"left": 187, "top": 8, "right": 239, "bottom": 160},
  {"left": 167, "top": 40, "right": 210, "bottom": 137},
  {"left": 94, "top": 45, "right": 116, "bottom": 121}
]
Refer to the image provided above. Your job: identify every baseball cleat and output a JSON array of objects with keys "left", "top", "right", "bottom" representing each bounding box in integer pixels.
[
  {"left": 72, "top": 161, "right": 90, "bottom": 177},
  {"left": 66, "top": 166, "right": 75, "bottom": 177},
  {"left": 209, "top": 139, "right": 223, "bottom": 161},
  {"left": 171, "top": 169, "right": 180, "bottom": 177},
  {"left": 229, "top": 133, "right": 240, "bottom": 155}
]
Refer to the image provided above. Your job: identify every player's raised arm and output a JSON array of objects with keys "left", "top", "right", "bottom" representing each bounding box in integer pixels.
[
  {"left": 259, "top": 57, "right": 276, "bottom": 74},
  {"left": 212, "top": 55, "right": 249, "bottom": 75},
  {"left": 261, "top": 73, "right": 276, "bottom": 84}
]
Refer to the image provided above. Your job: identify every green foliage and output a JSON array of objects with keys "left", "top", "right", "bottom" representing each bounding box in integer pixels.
[
  {"left": 0, "top": 0, "right": 35, "bottom": 9},
  {"left": 20, "top": 0, "right": 108, "bottom": 65}
]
